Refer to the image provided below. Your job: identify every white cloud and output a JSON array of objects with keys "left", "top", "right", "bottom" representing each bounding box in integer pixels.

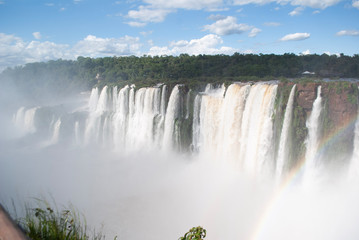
[
  {"left": 142, "top": 0, "right": 223, "bottom": 10},
  {"left": 32, "top": 32, "right": 42, "bottom": 40},
  {"left": 127, "top": 6, "right": 173, "bottom": 23},
  {"left": 0, "top": 33, "right": 142, "bottom": 71},
  {"left": 289, "top": 6, "right": 304, "bottom": 16},
  {"left": 126, "top": 21, "right": 147, "bottom": 27},
  {"left": 336, "top": 30, "right": 359, "bottom": 36},
  {"left": 324, "top": 51, "right": 340, "bottom": 56},
  {"left": 353, "top": 0, "right": 359, "bottom": 9},
  {"left": 203, "top": 16, "right": 252, "bottom": 35},
  {"left": 0, "top": 33, "right": 69, "bottom": 71},
  {"left": 24, "top": 41, "right": 71, "bottom": 62},
  {"left": 73, "top": 35, "right": 142, "bottom": 57},
  {"left": 232, "top": 0, "right": 276, "bottom": 5},
  {"left": 125, "top": 0, "right": 225, "bottom": 25},
  {"left": 280, "top": 32, "right": 310, "bottom": 41},
  {"left": 59, "top": 7, "right": 66, "bottom": 11},
  {"left": 45, "top": 3, "right": 54, "bottom": 6},
  {"left": 0, "top": 1, "right": 5, "bottom": 4},
  {"left": 313, "top": 10, "right": 320, "bottom": 13},
  {"left": 206, "top": 7, "right": 230, "bottom": 11},
  {"left": 148, "top": 34, "right": 238, "bottom": 56},
  {"left": 263, "top": 22, "right": 281, "bottom": 26},
  {"left": 232, "top": 0, "right": 343, "bottom": 9},
  {"left": 74, "top": 0, "right": 82, "bottom": 3},
  {"left": 301, "top": 49, "right": 311, "bottom": 55},
  {"left": 290, "top": 0, "right": 342, "bottom": 9},
  {"left": 248, "top": 28, "right": 262, "bottom": 37}
]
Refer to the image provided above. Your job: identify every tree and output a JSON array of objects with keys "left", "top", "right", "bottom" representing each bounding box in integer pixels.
[{"left": 179, "top": 226, "right": 206, "bottom": 240}]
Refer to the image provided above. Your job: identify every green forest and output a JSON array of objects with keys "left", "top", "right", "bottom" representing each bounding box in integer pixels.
[{"left": 1, "top": 53, "right": 359, "bottom": 101}]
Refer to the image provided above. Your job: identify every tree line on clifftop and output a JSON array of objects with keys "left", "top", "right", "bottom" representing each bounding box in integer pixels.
[{"left": 1, "top": 53, "right": 359, "bottom": 101}]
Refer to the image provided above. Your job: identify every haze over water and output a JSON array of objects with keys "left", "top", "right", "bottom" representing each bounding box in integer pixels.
[{"left": 1, "top": 82, "right": 359, "bottom": 240}]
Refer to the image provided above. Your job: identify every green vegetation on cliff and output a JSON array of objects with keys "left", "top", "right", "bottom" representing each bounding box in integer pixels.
[{"left": 1, "top": 53, "right": 358, "bottom": 101}]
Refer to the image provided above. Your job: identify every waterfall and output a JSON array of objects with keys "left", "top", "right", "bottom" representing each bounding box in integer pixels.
[
  {"left": 192, "top": 94, "right": 202, "bottom": 152},
  {"left": 13, "top": 106, "right": 38, "bottom": 134},
  {"left": 239, "top": 84, "right": 277, "bottom": 177},
  {"left": 13, "top": 107, "right": 25, "bottom": 130},
  {"left": 113, "top": 85, "right": 130, "bottom": 150},
  {"left": 303, "top": 86, "right": 323, "bottom": 185},
  {"left": 199, "top": 86, "right": 225, "bottom": 159},
  {"left": 112, "top": 86, "right": 118, "bottom": 112},
  {"left": 12, "top": 82, "right": 358, "bottom": 182},
  {"left": 163, "top": 85, "right": 180, "bottom": 151},
  {"left": 276, "top": 84, "right": 296, "bottom": 181},
  {"left": 198, "top": 84, "right": 250, "bottom": 164},
  {"left": 84, "top": 86, "right": 108, "bottom": 145},
  {"left": 196, "top": 82, "right": 277, "bottom": 175},
  {"left": 50, "top": 118, "right": 61, "bottom": 144},
  {"left": 88, "top": 87, "right": 99, "bottom": 112}
]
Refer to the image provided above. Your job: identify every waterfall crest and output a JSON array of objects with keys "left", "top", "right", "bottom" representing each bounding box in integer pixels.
[
  {"left": 276, "top": 84, "right": 296, "bottom": 181},
  {"left": 303, "top": 86, "right": 323, "bottom": 185},
  {"left": 12, "top": 82, "right": 359, "bottom": 181}
]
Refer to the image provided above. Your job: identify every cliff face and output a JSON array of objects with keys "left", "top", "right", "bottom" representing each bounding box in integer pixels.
[
  {"left": 294, "top": 82, "right": 358, "bottom": 126},
  {"left": 282, "top": 81, "right": 358, "bottom": 167},
  {"left": 296, "top": 82, "right": 317, "bottom": 112},
  {"left": 322, "top": 83, "right": 358, "bottom": 128}
]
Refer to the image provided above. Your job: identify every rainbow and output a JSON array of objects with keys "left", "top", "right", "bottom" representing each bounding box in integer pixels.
[{"left": 250, "top": 109, "right": 359, "bottom": 240}]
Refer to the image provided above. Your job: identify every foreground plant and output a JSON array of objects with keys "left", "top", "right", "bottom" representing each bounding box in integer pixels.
[
  {"left": 179, "top": 226, "right": 206, "bottom": 240},
  {"left": 17, "top": 199, "right": 104, "bottom": 240}
]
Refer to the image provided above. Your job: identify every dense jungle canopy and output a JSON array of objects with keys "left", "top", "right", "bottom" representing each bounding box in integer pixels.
[{"left": 1, "top": 53, "right": 359, "bottom": 101}]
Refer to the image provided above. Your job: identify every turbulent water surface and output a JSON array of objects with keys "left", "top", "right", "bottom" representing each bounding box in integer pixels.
[{"left": 1, "top": 82, "right": 359, "bottom": 240}]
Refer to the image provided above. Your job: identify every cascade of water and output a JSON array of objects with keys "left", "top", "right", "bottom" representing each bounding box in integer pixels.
[
  {"left": 113, "top": 85, "right": 130, "bottom": 150},
  {"left": 303, "top": 86, "right": 323, "bottom": 185},
  {"left": 74, "top": 121, "right": 80, "bottom": 145},
  {"left": 254, "top": 84, "right": 278, "bottom": 177},
  {"left": 192, "top": 94, "right": 202, "bottom": 152},
  {"left": 142, "top": 88, "right": 160, "bottom": 148},
  {"left": 96, "top": 86, "right": 109, "bottom": 114},
  {"left": 276, "top": 84, "right": 296, "bottom": 181},
  {"left": 23, "top": 107, "right": 38, "bottom": 134},
  {"left": 162, "top": 85, "right": 180, "bottom": 151},
  {"left": 88, "top": 87, "right": 99, "bottom": 112},
  {"left": 153, "top": 85, "right": 167, "bottom": 147},
  {"left": 124, "top": 87, "right": 163, "bottom": 150},
  {"left": 204, "top": 83, "right": 213, "bottom": 93},
  {"left": 112, "top": 86, "right": 118, "bottom": 112},
  {"left": 13, "top": 107, "right": 25, "bottom": 130},
  {"left": 127, "top": 88, "right": 146, "bottom": 149},
  {"left": 239, "top": 84, "right": 278, "bottom": 176},
  {"left": 160, "top": 85, "right": 167, "bottom": 116},
  {"left": 49, "top": 118, "right": 61, "bottom": 144},
  {"left": 219, "top": 84, "right": 250, "bottom": 165},
  {"left": 84, "top": 86, "right": 108, "bottom": 145},
  {"left": 185, "top": 90, "right": 191, "bottom": 119},
  {"left": 198, "top": 86, "right": 224, "bottom": 159},
  {"left": 152, "top": 87, "right": 163, "bottom": 147},
  {"left": 128, "top": 86, "right": 135, "bottom": 119}
]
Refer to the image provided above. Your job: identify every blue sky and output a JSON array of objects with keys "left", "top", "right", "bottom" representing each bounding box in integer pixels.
[{"left": 0, "top": 0, "right": 358, "bottom": 71}]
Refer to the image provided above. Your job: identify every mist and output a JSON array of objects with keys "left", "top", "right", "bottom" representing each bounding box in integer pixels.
[{"left": 1, "top": 82, "right": 359, "bottom": 240}]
